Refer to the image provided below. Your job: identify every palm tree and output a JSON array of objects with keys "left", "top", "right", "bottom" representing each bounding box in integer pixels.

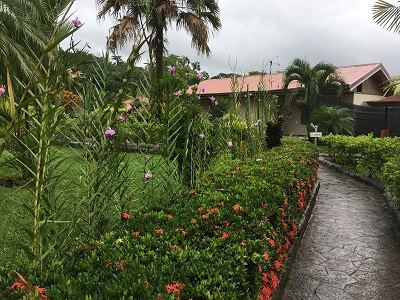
[
  {"left": 97, "top": 0, "right": 221, "bottom": 117},
  {"left": 283, "top": 58, "right": 345, "bottom": 124},
  {"left": 310, "top": 105, "right": 355, "bottom": 136},
  {"left": 373, "top": 0, "right": 400, "bottom": 33},
  {"left": 372, "top": 1, "right": 400, "bottom": 96}
]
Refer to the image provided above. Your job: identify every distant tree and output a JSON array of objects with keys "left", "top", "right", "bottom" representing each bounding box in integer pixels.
[
  {"left": 248, "top": 71, "right": 263, "bottom": 76},
  {"left": 163, "top": 54, "right": 208, "bottom": 89},
  {"left": 60, "top": 49, "right": 144, "bottom": 100},
  {"left": 311, "top": 105, "right": 355, "bottom": 135},
  {"left": 283, "top": 58, "right": 346, "bottom": 124},
  {"left": 211, "top": 73, "right": 238, "bottom": 79}
]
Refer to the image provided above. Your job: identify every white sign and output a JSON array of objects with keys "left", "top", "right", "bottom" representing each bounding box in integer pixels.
[{"left": 310, "top": 132, "right": 323, "bottom": 138}]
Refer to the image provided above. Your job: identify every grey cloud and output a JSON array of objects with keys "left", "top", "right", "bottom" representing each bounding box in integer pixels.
[{"left": 66, "top": 0, "right": 400, "bottom": 76}]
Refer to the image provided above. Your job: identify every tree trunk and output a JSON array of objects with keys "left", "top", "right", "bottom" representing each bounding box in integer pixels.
[{"left": 150, "top": 25, "right": 164, "bottom": 120}]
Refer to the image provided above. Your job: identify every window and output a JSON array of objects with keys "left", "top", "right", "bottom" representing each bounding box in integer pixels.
[{"left": 356, "top": 84, "right": 362, "bottom": 93}]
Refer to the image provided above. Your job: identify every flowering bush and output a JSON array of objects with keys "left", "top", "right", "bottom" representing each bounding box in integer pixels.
[{"left": 0, "top": 139, "right": 318, "bottom": 299}]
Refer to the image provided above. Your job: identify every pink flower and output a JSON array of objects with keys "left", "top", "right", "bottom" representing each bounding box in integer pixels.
[
  {"left": 118, "top": 115, "right": 125, "bottom": 122},
  {"left": 198, "top": 96, "right": 201, "bottom": 100},
  {"left": 198, "top": 72, "right": 203, "bottom": 80},
  {"left": 145, "top": 172, "right": 152, "bottom": 180},
  {"left": 215, "top": 101, "right": 218, "bottom": 106},
  {"left": 105, "top": 127, "right": 115, "bottom": 138},
  {"left": 210, "top": 96, "right": 215, "bottom": 102},
  {"left": 201, "top": 87, "right": 205, "bottom": 92},
  {"left": 199, "top": 133, "right": 205, "bottom": 139},
  {"left": 0, "top": 87, "right": 5, "bottom": 96},
  {"left": 71, "top": 18, "right": 82, "bottom": 28},
  {"left": 249, "top": 93, "right": 253, "bottom": 96},
  {"left": 168, "top": 66, "right": 175, "bottom": 74},
  {"left": 228, "top": 141, "right": 233, "bottom": 148}
]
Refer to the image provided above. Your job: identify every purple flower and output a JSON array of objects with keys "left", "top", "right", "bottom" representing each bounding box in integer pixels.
[
  {"left": 71, "top": 18, "right": 82, "bottom": 28},
  {"left": 0, "top": 87, "right": 5, "bottom": 96},
  {"left": 210, "top": 96, "right": 215, "bottom": 102},
  {"left": 249, "top": 93, "right": 253, "bottom": 96},
  {"left": 198, "top": 72, "right": 203, "bottom": 80},
  {"left": 215, "top": 101, "right": 218, "bottom": 106},
  {"left": 245, "top": 125, "right": 249, "bottom": 130},
  {"left": 254, "top": 123, "right": 258, "bottom": 127},
  {"left": 198, "top": 95, "right": 201, "bottom": 100},
  {"left": 201, "top": 88, "right": 205, "bottom": 93},
  {"left": 118, "top": 115, "right": 125, "bottom": 122},
  {"left": 227, "top": 121, "right": 231, "bottom": 125},
  {"left": 105, "top": 127, "right": 115, "bottom": 138},
  {"left": 199, "top": 133, "right": 205, "bottom": 139},
  {"left": 145, "top": 172, "right": 152, "bottom": 180},
  {"left": 168, "top": 66, "right": 175, "bottom": 74},
  {"left": 228, "top": 141, "right": 233, "bottom": 148},
  {"left": 257, "top": 119, "right": 261, "bottom": 123}
]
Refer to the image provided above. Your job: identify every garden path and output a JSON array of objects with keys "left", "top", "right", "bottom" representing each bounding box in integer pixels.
[{"left": 283, "top": 164, "right": 400, "bottom": 300}]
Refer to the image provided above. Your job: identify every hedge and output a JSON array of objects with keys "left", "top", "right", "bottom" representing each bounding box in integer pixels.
[
  {"left": 321, "top": 133, "right": 400, "bottom": 204},
  {"left": 0, "top": 138, "right": 319, "bottom": 300}
]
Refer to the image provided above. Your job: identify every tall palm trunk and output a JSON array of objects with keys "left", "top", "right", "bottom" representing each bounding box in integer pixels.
[{"left": 151, "top": 24, "right": 164, "bottom": 119}]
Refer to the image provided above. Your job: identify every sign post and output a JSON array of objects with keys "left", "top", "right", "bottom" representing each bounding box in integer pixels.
[{"left": 309, "top": 125, "right": 322, "bottom": 146}]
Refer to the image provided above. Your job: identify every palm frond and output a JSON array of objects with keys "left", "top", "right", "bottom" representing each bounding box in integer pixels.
[{"left": 372, "top": 0, "right": 400, "bottom": 33}]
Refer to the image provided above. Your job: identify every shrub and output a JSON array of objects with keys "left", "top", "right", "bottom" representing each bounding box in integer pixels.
[
  {"left": 321, "top": 134, "right": 400, "bottom": 205},
  {"left": 0, "top": 139, "right": 319, "bottom": 299},
  {"left": 265, "top": 116, "right": 284, "bottom": 149}
]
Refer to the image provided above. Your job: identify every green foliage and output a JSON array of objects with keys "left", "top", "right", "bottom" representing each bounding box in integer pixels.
[
  {"left": 311, "top": 105, "right": 355, "bottom": 135},
  {"left": 321, "top": 134, "right": 400, "bottom": 204},
  {"left": 384, "top": 153, "right": 400, "bottom": 203},
  {"left": 283, "top": 58, "right": 345, "bottom": 124},
  {"left": 0, "top": 139, "right": 319, "bottom": 299}
]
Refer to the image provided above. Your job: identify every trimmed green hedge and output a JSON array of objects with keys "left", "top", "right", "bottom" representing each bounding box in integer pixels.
[
  {"left": 321, "top": 134, "right": 400, "bottom": 204},
  {"left": 0, "top": 138, "right": 319, "bottom": 299}
]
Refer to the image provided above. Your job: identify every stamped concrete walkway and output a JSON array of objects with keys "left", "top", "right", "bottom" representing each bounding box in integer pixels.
[{"left": 283, "top": 165, "right": 400, "bottom": 300}]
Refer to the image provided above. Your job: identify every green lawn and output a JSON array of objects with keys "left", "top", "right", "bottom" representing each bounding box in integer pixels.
[{"left": 0, "top": 145, "right": 174, "bottom": 266}]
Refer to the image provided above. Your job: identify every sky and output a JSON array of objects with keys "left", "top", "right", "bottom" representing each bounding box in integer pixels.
[{"left": 65, "top": 0, "right": 400, "bottom": 76}]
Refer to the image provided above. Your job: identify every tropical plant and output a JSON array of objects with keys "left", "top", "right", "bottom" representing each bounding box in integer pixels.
[
  {"left": 372, "top": 1, "right": 400, "bottom": 96},
  {"left": 283, "top": 58, "right": 345, "bottom": 124},
  {"left": 310, "top": 105, "right": 355, "bottom": 135},
  {"left": 96, "top": 0, "right": 221, "bottom": 118},
  {"left": 373, "top": 0, "right": 400, "bottom": 33}
]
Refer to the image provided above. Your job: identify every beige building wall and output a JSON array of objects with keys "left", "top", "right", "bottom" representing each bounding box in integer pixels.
[
  {"left": 283, "top": 101, "right": 308, "bottom": 136},
  {"left": 352, "top": 94, "right": 384, "bottom": 105},
  {"left": 360, "top": 77, "right": 383, "bottom": 95}
]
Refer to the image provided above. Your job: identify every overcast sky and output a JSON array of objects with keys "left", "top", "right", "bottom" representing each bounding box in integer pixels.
[{"left": 65, "top": 0, "right": 400, "bottom": 76}]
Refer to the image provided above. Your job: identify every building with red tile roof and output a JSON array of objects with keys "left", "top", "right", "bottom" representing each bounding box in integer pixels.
[{"left": 194, "top": 63, "right": 391, "bottom": 136}]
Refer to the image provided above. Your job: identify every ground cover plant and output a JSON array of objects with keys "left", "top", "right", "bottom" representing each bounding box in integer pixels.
[
  {"left": 321, "top": 134, "right": 400, "bottom": 204},
  {"left": 0, "top": 138, "right": 319, "bottom": 299}
]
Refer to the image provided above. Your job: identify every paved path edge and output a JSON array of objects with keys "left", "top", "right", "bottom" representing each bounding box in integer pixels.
[
  {"left": 319, "top": 157, "right": 400, "bottom": 235},
  {"left": 271, "top": 180, "right": 321, "bottom": 300}
]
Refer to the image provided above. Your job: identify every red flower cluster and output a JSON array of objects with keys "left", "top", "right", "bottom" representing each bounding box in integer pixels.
[
  {"left": 233, "top": 204, "right": 244, "bottom": 211},
  {"left": 258, "top": 270, "right": 279, "bottom": 300},
  {"left": 166, "top": 281, "right": 184, "bottom": 299},
  {"left": 106, "top": 260, "right": 125, "bottom": 271},
  {"left": 154, "top": 229, "right": 164, "bottom": 234},
  {"left": 175, "top": 227, "right": 187, "bottom": 236},
  {"left": 10, "top": 282, "right": 48, "bottom": 300},
  {"left": 118, "top": 212, "right": 130, "bottom": 220}
]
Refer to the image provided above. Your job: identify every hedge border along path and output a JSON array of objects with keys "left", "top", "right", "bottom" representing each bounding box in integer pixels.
[
  {"left": 319, "top": 156, "right": 400, "bottom": 234},
  {"left": 272, "top": 181, "right": 320, "bottom": 300}
]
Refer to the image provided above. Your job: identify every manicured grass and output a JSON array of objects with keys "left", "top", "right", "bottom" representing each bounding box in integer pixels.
[{"left": 0, "top": 145, "right": 173, "bottom": 266}]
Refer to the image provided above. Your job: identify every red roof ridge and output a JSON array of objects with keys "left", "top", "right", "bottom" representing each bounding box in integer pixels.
[{"left": 337, "top": 62, "right": 381, "bottom": 69}]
